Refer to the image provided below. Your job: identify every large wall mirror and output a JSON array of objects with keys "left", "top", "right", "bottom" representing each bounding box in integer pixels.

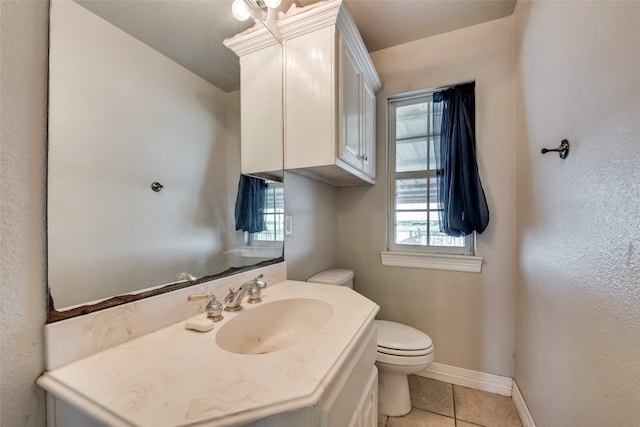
[{"left": 47, "top": 0, "right": 284, "bottom": 321}]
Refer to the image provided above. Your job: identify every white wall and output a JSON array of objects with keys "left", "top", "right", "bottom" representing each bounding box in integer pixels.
[
  {"left": 48, "top": 1, "right": 232, "bottom": 308},
  {"left": 336, "top": 17, "right": 517, "bottom": 377},
  {"left": 0, "top": 1, "right": 49, "bottom": 425},
  {"left": 513, "top": 1, "right": 640, "bottom": 425}
]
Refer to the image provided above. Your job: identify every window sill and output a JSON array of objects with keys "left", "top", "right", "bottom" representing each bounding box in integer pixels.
[
  {"left": 240, "top": 245, "right": 283, "bottom": 259},
  {"left": 379, "top": 251, "right": 483, "bottom": 273}
]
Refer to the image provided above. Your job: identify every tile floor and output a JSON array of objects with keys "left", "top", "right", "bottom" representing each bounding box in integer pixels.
[{"left": 379, "top": 376, "right": 522, "bottom": 427}]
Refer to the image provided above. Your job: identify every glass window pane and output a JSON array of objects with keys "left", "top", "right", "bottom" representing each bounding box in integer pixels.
[
  {"left": 428, "top": 137, "right": 437, "bottom": 170},
  {"left": 432, "top": 102, "right": 443, "bottom": 135},
  {"left": 396, "top": 102, "right": 429, "bottom": 140},
  {"left": 396, "top": 137, "right": 428, "bottom": 172},
  {"left": 395, "top": 178, "right": 428, "bottom": 210},
  {"left": 395, "top": 102, "right": 429, "bottom": 173},
  {"left": 395, "top": 211, "right": 428, "bottom": 246},
  {"left": 428, "top": 211, "right": 466, "bottom": 247},
  {"left": 430, "top": 230, "right": 466, "bottom": 247},
  {"left": 428, "top": 176, "right": 439, "bottom": 209}
]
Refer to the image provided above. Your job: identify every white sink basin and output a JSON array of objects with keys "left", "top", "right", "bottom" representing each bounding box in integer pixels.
[{"left": 216, "top": 298, "right": 333, "bottom": 355}]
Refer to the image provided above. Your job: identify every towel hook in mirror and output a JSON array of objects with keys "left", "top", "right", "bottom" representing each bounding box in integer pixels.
[{"left": 541, "top": 139, "right": 570, "bottom": 159}]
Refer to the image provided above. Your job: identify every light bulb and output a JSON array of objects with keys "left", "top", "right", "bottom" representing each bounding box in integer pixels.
[
  {"left": 263, "top": 0, "right": 281, "bottom": 8},
  {"left": 232, "top": 0, "right": 251, "bottom": 21}
]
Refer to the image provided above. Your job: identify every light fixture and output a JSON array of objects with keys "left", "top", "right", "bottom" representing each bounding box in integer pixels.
[
  {"left": 231, "top": 0, "right": 281, "bottom": 22},
  {"left": 232, "top": 0, "right": 251, "bottom": 21}
]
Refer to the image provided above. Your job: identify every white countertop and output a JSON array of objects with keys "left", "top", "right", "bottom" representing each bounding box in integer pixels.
[{"left": 38, "top": 281, "right": 379, "bottom": 426}]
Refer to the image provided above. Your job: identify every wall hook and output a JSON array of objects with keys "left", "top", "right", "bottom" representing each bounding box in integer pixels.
[
  {"left": 541, "top": 139, "right": 570, "bottom": 159},
  {"left": 151, "top": 182, "right": 164, "bottom": 192}
]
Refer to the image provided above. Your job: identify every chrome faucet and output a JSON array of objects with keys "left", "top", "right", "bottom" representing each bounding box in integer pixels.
[
  {"left": 177, "top": 272, "right": 198, "bottom": 283},
  {"left": 224, "top": 274, "right": 267, "bottom": 312},
  {"left": 187, "top": 293, "right": 224, "bottom": 322}
]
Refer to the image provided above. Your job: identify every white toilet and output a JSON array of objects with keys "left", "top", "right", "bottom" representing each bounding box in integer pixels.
[{"left": 306, "top": 269, "right": 434, "bottom": 417}]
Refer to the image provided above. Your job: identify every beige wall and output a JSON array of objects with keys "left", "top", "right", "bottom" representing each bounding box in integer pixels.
[
  {"left": 0, "top": 1, "right": 49, "bottom": 425},
  {"left": 4, "top": 2, "right": 638, "bottom": 426},
  {"left": 336, "top": 17, "right": 517, "bottom": 377},
  {"left": 284, "top": 172, "right": 338, "bottom": 281},
  {"left": 513, "top": 1, "right": 640, "bottom": 425},
  {"left": 225, "top": 90, "right": 245, "bottom": 255}
]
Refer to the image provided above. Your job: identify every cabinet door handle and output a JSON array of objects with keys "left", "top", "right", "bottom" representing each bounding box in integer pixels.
[{"left": 359, "top": 154, "right": 368, "bottom": 161}]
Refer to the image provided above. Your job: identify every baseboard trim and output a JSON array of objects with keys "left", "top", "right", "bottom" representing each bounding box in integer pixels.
[
  {"left": 416, "top": 362, "right": 514, "bottom": 397},
  {"left": 512, "top": 381, "right": 536, "bottom": 427}
]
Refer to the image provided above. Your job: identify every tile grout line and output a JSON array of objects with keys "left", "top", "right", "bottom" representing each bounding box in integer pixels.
[{"left": 452, "top": 382, "right": 457, "bottom": 422}]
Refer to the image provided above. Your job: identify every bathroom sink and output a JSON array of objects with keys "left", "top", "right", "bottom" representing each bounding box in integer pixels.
[{"left": 215, "top": 298, "right": 333, "bottom": 355}]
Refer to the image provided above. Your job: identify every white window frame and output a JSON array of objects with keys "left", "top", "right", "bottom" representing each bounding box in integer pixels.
[{"left": 382, "top": 90, "right": 483, "bottom": 273}]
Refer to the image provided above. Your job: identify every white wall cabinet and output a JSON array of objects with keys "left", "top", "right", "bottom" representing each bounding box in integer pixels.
[
  {"left": 225, "top": 1, "right": 380, "bottom": 186},
  {"left": 279, "top": 1, "right": 381, "bottom": 186},
  {"left": 224, "top": 26, "right": 283, "bottom": 180}
]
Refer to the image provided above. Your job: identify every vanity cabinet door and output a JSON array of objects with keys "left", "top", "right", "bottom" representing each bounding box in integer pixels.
[
  {"left": 320, "top": 326, "right": 377, "bottom": 426},
  {"left": 48, "top": 395, "right": 107, "bottom": 427},
  {"left": 358, "top": 367, "right": 378, "bottom": 427}
]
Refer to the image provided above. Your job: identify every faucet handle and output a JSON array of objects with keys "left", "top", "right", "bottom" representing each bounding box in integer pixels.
[
  {"left": 187, "top": 293, "right": 224, "bottom": 322},
  {"left": 247, "top": 284, "right": 262, "bottom": 304},
  {"left": 245, "top": 275, "right": 267, "bottom": 304}
]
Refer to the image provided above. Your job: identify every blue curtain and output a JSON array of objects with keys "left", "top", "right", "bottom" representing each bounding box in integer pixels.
[
  {"left": 433, "top": 82, "right": 489, "bottom": 236},
  {"left": 234, "top": 175, "right": 268, "bottom": 233}
]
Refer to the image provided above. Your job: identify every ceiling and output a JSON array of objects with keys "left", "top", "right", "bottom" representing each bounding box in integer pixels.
[{"left": 76, "top": 0, "right": 516, "bottom": 93}]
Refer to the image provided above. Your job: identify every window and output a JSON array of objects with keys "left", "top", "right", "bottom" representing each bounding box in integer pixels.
[
  {"left": 387, "top": 91, "right": 474, "bottom": 256},
  {"left": 250, "top": 181, "right": 284, "bottom": 243}
]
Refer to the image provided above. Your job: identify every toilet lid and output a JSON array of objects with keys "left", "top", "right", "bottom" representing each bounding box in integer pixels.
[
  {"left": 306, "top": 269, "right": 354, "bottom": 286},
  {"left": 375, "top": 320, "right": 432, "bottom": 352}
]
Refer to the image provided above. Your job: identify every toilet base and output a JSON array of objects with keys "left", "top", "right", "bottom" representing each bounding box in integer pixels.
[{"left": 377, "top": 368, "right": 412, "bottom": 416}]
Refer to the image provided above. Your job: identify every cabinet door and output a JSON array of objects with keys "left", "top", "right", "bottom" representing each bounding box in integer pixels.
[
  {"left": 361, "top": 84, "right": 376, "bottom": 178},
  {"left": 338, "top": 36, "right": 362, "bottom": 170},
  {"left": 359, "top": 368, "right": 378, "bottom": 427},
  {"left": 240, "top": 44, "right": 283, "bottom": 175},
  {"left": 284, "top": 27, "right": 336, "bottom": 169}
]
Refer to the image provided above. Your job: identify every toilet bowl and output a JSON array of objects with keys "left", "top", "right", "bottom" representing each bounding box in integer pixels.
[
  {"left": 375, "top": 320, "right": 434, "bottom": 416},
  {"left": 306, "top": 269, "right": 434, "bottom": 417}
]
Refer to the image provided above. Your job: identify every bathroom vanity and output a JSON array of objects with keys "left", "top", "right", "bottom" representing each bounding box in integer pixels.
[{"left": 38, "top": 280, "right": 379, "bottom": 426}]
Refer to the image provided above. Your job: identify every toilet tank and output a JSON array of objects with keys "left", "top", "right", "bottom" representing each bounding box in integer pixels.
[{"left": 306, "top": 269, "right": 354, "bottom": 289}]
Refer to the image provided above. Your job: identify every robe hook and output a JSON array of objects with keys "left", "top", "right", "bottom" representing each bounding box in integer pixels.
[{"left": 541, "top": 139, "right": 570, "bottom": 159}]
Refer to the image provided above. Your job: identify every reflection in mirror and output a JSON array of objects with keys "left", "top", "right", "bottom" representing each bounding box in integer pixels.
[{"left": 47, "top": 0, "right": 283, "bottom": 318}]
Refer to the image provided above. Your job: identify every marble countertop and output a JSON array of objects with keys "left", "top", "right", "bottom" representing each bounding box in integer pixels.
[{"left": 38, "top": 281, "right": 379, "bottom": 426}]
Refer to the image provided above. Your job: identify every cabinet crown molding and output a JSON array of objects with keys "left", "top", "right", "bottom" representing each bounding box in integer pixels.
[
  {"left": 224, "top": 25, "right": 280, "bottom": 57},
  {"left": 278, "top": 0, "right": 380, "bottom": 92},
  {"left": 277, "top": 0, "right": 342, "bottom": 39},
  {"left": 336, "top": 6, "right": 381, "bottom": 92}
]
